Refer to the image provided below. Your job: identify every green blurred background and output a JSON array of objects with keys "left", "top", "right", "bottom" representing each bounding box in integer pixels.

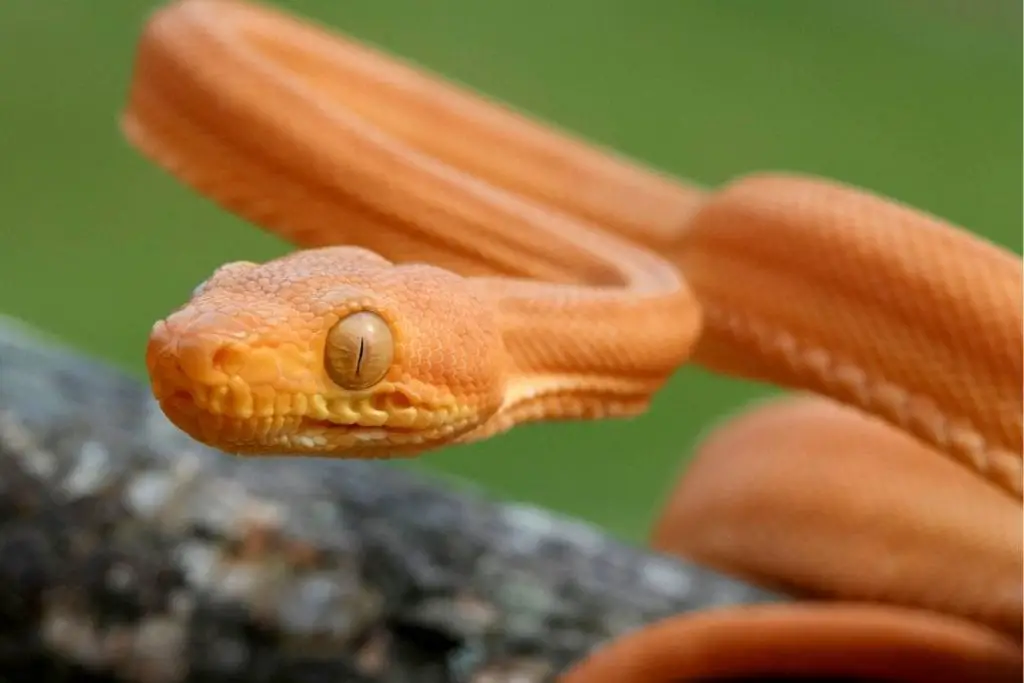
[{"left": 0, "top": 1, "right": 1019, "bottom": 540}]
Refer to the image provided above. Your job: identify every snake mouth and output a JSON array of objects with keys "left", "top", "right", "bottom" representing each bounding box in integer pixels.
[
  {"left": 299, "top": 416, "right": 420, "bottom": 435},
  {"left": 156, "top": 385, "right": 467, "bottom": 455}
]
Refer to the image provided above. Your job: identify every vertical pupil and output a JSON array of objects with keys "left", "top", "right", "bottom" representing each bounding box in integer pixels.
[{"left": 355, "top": 336, "right": 365, "bottom": 376}]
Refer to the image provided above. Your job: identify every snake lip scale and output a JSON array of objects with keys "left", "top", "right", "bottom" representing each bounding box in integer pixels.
[{"left": 120, "top": 0, "right": 1023, "bottom": 681}]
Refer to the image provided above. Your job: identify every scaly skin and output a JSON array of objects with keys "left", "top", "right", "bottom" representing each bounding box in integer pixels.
[{"left": 121, "top": 0, "right": 1023, "bottom": 680}]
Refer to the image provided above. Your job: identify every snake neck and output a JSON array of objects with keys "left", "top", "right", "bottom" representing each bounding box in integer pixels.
[{"left": 457, "top": 279, "right": 702, "bottom": 442}]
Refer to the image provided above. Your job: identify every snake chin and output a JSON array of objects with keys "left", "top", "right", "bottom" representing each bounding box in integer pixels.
[
  {"left": 296, "top": 416, "right": 423, "bottom": 443},
  {"left": 285, "top": 416, "right": 475, "bottom": 455}
]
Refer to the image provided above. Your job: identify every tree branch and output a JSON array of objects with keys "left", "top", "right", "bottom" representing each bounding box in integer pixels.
[{"left": 0, "top": 315, "right": 782, "bottom": 682}]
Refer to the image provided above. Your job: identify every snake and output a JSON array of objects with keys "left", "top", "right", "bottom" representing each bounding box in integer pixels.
[{"left": 120, "top": 0, "right": 1023, "bottom": 680}]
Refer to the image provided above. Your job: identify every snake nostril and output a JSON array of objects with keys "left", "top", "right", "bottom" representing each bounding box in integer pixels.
[{"left": 165, "top": 389, "right": 199, "bottom": 415}]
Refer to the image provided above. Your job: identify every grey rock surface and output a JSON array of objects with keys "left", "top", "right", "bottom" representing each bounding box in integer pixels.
[{"left": 0, "top": 315, "right": 783, "bottom": 682}]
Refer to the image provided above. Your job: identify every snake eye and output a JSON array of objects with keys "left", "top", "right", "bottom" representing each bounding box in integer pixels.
[{"left": 324, "top": 311, "right": 395, "bottom": 390}]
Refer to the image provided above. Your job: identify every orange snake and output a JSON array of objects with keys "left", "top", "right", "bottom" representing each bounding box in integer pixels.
[{"left": 121, "top": 0, "right": 1023, "bottom": 680}]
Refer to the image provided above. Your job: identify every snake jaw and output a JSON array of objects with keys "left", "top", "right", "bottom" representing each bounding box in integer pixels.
[{"left": 149, "top": 369, "right": 480, "bottom": 456}]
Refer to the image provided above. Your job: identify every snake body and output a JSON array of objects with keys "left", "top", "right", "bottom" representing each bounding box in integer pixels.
[{"left": 123, "top": 0, "right": 1023, "bottom": 680}]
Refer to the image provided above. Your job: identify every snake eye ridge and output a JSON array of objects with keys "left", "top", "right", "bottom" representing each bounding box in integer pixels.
[{"left": 324, "top": 311, "right": 395, "bottom": 390}]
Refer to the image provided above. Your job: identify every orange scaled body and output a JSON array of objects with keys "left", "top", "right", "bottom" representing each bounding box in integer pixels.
[{"left": 122, "top": 1, "right": 1023, "bottom": 680}]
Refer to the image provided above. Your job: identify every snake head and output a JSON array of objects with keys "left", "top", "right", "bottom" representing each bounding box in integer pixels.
[{"left": 146, "top": 246, "right": 507, "bottom": 457}]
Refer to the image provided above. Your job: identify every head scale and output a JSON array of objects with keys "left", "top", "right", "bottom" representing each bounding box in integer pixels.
[{"left": 146, "top": 246, "right": 506, "bottom": 457}]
